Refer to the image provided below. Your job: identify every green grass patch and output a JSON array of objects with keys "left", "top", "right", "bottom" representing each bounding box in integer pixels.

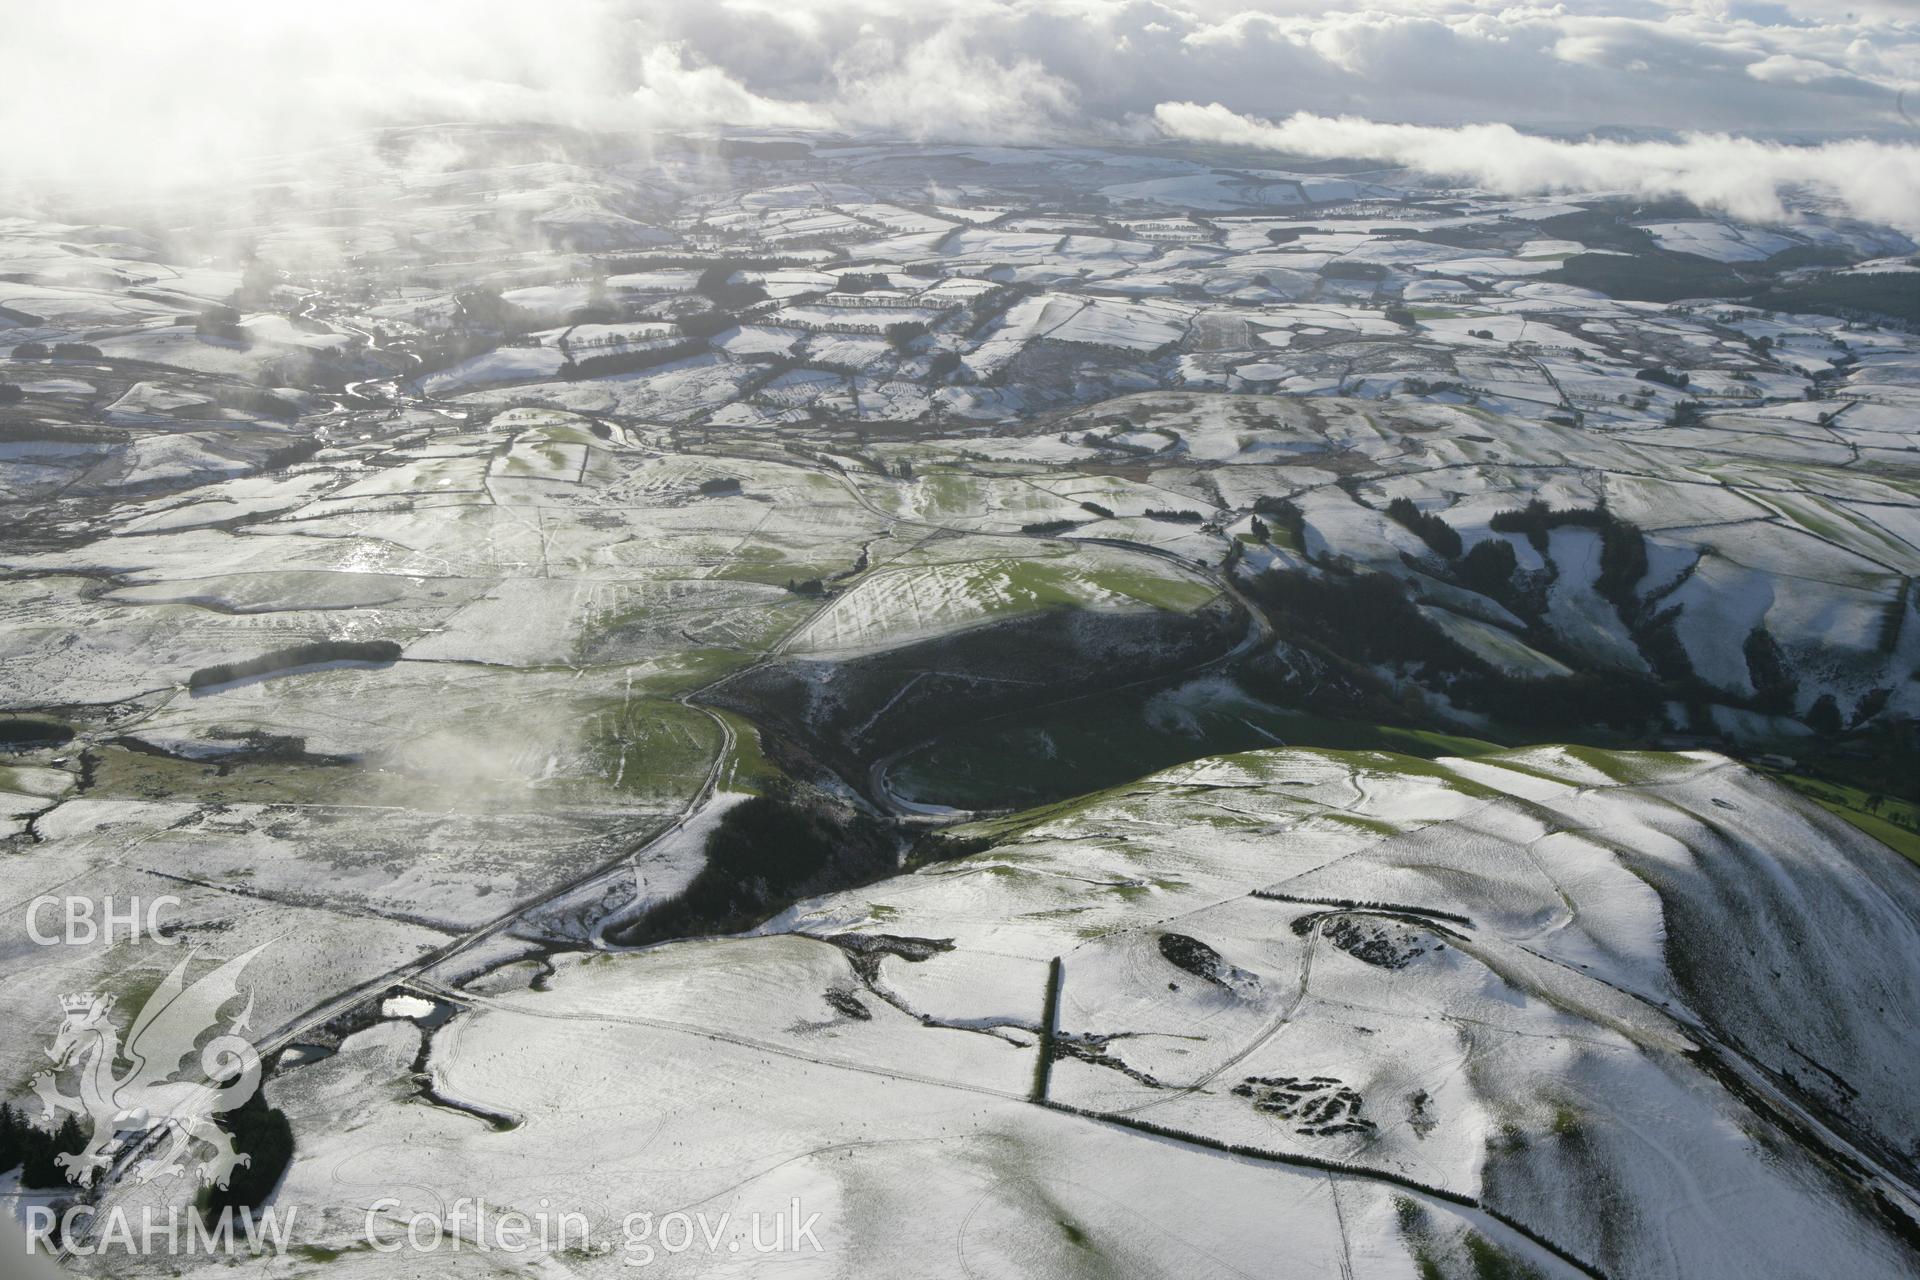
[
  {"left": 710, "top": 707, "right": 778, "bottom": 794},
  {"left": 706, "top": 550, "right": 864, "bottom": 588},
  {"left": 1547, "top": 744, "right": 1699, "bottom": 786},
  {"left": 627, "top": 647, "right": 767, "bottom": 692},
  {"left": 996, "top": 557, "right": 1219, "bottom": 615},
  {"left": 87, "top": 744, "right": 359, "bottom": 806},
  {"left": 1771, "top": 771, "right": 1920, "bottom": 867},
  {"left": 1311, "top": 811, "right": 1408, "bottom": 837},
  {"left": 1087, "top": 566, "right": 1219, "bottom": 613},
  {"left": 575, "top": 697, "right": 723, "bottom": 805},
  {"left": 290, "top": 1243, "right": 357, "bottom": 1263}
]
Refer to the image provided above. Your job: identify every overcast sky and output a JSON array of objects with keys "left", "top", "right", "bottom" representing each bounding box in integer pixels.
[{"left": 6, "top": 1, "right": 1917, "bottom": 222}]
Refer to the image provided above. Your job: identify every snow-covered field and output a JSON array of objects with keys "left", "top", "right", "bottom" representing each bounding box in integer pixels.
[
  {"left": 85, "top": 745, "right": 1911, "bottom": 1278},
  {"left": 2, "top": 128, "right": 1918, "bottom": 1280}
]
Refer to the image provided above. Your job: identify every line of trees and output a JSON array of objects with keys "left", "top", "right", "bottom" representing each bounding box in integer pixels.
[
  {"left": 696, "top": 263, "right": 770, "bottom": 311},
  {"left": 189, "top": 640, "right": 401, "bottom": 690},
  {"left": 1243, "top": 565, "right": 1667, "bottom": 732},
  {"left": 885, "top": 321, "right": 927, "bottom": 351},
  {"left": 608, "top": 778, "right": 894, "bottom": 945},
  {"left": 11, "top": 342, "right": 101, "bottom": 360},
  {"left": 1486, "top": 499, "right": 1646, "bottom": 612},
  {"left": 560, "top": 339, "right": 705, "bottom": 381},
  {"left": 1386, "top": 497, "right": 1462, "bottom": 558},
  {"left": 0, "top": 1103, "right": 86, "bottom": 1188},
  {"left": 1635, "top": 366, "right": 1689, "bottom": 389}
]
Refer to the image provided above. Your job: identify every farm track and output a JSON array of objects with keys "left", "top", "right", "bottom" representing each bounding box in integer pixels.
[
  {"left": 70, "top": 696, "right": 737, "bottom": 1225},
  {"left": 402, "top": 973, "right": 1032, "bottom": 1105},
  {"left": 1107, "top": 916, "right": 1323, "bottom": 1118}
]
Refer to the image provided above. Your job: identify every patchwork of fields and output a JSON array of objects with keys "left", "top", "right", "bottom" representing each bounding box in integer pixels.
[{"left": 1, "top": 128, "right": 1916, "bottom": 1278}]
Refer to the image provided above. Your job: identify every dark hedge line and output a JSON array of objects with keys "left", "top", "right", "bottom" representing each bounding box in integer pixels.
[{"left": 1248, "top": 891, "right": 1474, "bottom": 928}]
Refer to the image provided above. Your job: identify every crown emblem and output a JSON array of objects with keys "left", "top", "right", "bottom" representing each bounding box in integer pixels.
[{"left": 60, "top": 992, "right": 109, "bottom": 1014}]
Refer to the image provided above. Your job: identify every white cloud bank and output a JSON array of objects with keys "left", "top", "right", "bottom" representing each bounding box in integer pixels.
[
  {"left": 1154, "top": 101, "right": 1920, "bottom": 233},
  {"left": 3, "top": 0, "right": 1917, "bottom": 220}
]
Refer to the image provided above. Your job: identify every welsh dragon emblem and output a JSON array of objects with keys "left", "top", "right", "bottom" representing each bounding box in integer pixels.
[{"left": 32, "top": 944, "right": 268, "bottom": 1189}]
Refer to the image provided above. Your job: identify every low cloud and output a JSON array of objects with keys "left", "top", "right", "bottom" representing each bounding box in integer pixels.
[
  {"left": 2, "top": 2, "right": 1916, "bottom": 208},
  {"left": 629, "top": 45, "right": 831, "bottom": 131},
  {"left": 831, "top": 30, "right": 1078, "bottom": 142},
  {"left": 1154, "top": 101, "right": 1920, "bottom": 234}
]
